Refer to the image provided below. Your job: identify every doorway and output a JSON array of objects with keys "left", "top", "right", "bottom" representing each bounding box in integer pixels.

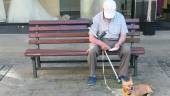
[{"left": 60, "top": 0, "right": 80, "bottom": 19}]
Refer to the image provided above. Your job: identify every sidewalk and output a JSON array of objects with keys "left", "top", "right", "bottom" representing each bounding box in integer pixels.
[{"left": 0, "top": 31, "right": 170, "bottom": 96}]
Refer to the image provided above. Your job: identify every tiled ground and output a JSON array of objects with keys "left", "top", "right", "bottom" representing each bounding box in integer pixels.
[{"left": 0, "top": 31, "right": 170, "bottom": 96}]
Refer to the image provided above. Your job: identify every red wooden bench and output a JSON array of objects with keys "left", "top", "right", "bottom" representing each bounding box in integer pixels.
[{"left": 24, "top": 19, "right": 144, "bottom": 78}]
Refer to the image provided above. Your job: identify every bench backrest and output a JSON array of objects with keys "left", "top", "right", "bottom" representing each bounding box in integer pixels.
[{"left": 28, "top": 19, "right": 140, "bottom": 48}]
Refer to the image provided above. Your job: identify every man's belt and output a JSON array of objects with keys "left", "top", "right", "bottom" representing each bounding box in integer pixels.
[{"left": 103, "top": 38, "right": 118, "bottom": 41}]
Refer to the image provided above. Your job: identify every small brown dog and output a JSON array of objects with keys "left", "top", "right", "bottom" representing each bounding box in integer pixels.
[{"left": 122, "top": 78, "right": 153, "bottom": 96}]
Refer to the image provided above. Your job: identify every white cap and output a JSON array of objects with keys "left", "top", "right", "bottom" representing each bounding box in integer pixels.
[{"left": 103, "top": 0, "right": 116, "bottom": 19}]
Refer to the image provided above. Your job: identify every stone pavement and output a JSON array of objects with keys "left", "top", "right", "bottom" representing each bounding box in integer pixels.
[{"left": 0, "top": 31, "right": 170, "bottom": 96}]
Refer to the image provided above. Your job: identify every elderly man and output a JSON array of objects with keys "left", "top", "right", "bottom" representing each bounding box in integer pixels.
[{"left": 87, "top": 0, "right": 130, "bottom": 86}]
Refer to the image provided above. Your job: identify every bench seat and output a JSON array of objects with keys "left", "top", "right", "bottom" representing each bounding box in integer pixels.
[{"left": 25, "top": 47, "right": 144, "bottom": 56}]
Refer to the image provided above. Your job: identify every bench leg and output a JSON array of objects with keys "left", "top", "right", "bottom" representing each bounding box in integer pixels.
[
  {"left": 130, "top": 54, "right": 134, "bottom": 68},
  {"left": 31, "top": 57, "right": 37, "bottom": 78},
  {"left": 130, "top": 55, "right": 138, "bottom": 76},
  {"left": 133, "top": 55, "right": 138, "bottom": 76},
  {"left": 36, "top": 56, "right": 41, "bottom": 68}
]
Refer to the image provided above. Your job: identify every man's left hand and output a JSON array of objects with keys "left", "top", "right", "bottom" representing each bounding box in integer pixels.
[
  {"left": 114, "top": 43, "right": 120, "bottom": 49},
  {"left": 109, "top": 43, "right": 120, "bottom": 51}
]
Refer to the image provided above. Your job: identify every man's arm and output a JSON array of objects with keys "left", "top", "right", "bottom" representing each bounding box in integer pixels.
[
  {"left": 115, "top": 32, "right": 126, "bottom": 48},
  {"left": 89, "top": 13, "right": 110, "bottom": 51},
  {"left": 109, "top": 32, "right": 126, "bottom": 51},
  {"left": 112, "top": 15, "right": 128, "bottom": 51},
  {"left": 89, "top": 34, "right": 110, "bottom": 50}
]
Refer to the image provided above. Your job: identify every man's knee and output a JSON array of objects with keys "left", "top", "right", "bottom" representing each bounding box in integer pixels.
[
  {"left": 121, "top": 45, "right": 131, "bottom": 55},
  {"left": 88, "top": 48, "right": 98, "bottom": 56},
  {"left": 88, "top": 45, "right": 100, "bottom": 56}
]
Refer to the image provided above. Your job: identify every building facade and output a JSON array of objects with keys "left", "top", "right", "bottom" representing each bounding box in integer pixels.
[{"left": 1, "top": 0, "right": 170, "bottom": 23}]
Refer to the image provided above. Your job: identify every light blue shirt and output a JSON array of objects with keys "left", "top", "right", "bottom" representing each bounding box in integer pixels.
[{"left": 89, "top": 11, "right": 128, "bottom": 39}]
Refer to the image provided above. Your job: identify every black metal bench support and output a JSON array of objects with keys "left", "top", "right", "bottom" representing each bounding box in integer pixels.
[
  {"left": 31, "top": 57, "right": 37, "bottom": 78},
  {"left": 36, "top": 56, "right": 41, "bottom": 69},
  {"left": 133, "top": 55, "right": 138, "bottom": 76},
  {"left": 130, "top": 55, "right": 138, "bottom": 76}
]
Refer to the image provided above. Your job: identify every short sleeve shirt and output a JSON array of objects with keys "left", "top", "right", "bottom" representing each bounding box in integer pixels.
[{"left": 89, "top": 11, "right": 128, "bottom": 39}]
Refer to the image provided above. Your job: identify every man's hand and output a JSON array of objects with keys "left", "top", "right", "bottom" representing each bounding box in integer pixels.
[
  {"left": 101, "top": 43, "right": 110, "bottom": 51},
  {"left": 89, "top": 35, "right": 110, "bottom": 51},
  {"left": 114, "top": 43, "right": 120, "bottom": 50},
  {"left": 109, "top": 43, "right": 120, "bottom": 51},
  {"left": 111, "top": 32, "right": 126, "bottom": 51}
]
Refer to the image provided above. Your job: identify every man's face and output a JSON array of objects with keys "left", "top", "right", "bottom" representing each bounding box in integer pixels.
[{"left": 103, "top": 11, "right": 112, "bottom": 21}]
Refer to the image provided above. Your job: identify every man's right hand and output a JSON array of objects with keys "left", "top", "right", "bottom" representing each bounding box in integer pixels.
[
  {"left": 101, "top": 43, "right": 110, "bottom": 51},
  {"left": 89, "top": 35, "right": 110, "bottom": 51}
]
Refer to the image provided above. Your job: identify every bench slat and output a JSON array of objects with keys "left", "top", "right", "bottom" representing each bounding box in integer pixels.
[
  {"left": 127, "top": 25, "right": 140, "bottom": 30},
  {"left": 29, "top": 25, "right": 139, "bottom": 32},
  {"left": 29, "top": 25, "right": 88, "bottom": 32},
  {"left": 25, "top": 52, "right": 88, "bottom": 56},
  {"left": 24, "top": 47, "right": 144, "bottom": 56},
  {"left": 25, "top": 47, "right": 144, "bottom": 53},
  {"left": 126, "top": 37, "right": 140, "bottom": 43},
  {"left": 106, "top": 47, "right": 145, "bottom": 55},
  {"left": 29, "top": 37, "right": 140, "bottom": 44},
  {"left": 29, "top": 32, "right": 88, "bottom": 38},
  {"left": 29, "top": 32, "right": 140, "bottom": 38},
  {"left": 25, "top": 49, "right": 87, "bottom": 53},
  {"left": 29, "top": 38, "right": 89, "bottom": 44},
  {"left": 25, "top": 51, "right": 88, "bottom": 56},
  {"left": 29, "top": 19, "right": 139, "bottom": 25},
  {"left": 127, "top": 31, "right": 140, "bottom": 36},
  {"left": 126, "top": 19, "right": 139, "bottom": 23},
  {"left": 131, "top": 47, "right": 145, "bottom": 55},
  {"left": 30, "top": 20, "right": 91, "bottom": 25}
]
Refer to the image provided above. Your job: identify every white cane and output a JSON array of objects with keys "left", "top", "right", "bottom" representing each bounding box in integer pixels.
[{"left": 104, "top": 51, "right": 120, "bottom": 82}]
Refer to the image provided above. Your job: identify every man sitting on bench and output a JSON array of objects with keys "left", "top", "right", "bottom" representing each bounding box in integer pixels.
[{"left": 87, "top": 0, "right": 130, "bottom": 86}]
